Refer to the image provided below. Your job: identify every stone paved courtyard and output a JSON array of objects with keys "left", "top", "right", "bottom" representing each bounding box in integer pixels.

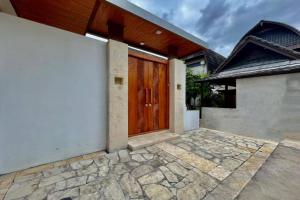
[{"left": 0, "top": 128, "right": 278, "bottom": 200}]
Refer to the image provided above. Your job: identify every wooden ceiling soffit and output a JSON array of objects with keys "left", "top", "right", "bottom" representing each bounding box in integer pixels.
[
  {"left": 10, "top": 0, "right": 97, "bottom": 34},
  {"left": 10, "top": 0, "right": 207, "bottom": 58}
]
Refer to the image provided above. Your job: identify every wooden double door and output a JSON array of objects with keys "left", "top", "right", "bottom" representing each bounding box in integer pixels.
[{"left": 128, "top": 50, "right": 169, "bottom": 136}]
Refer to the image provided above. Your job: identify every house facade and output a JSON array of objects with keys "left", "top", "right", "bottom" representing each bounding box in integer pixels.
[
  {"left": 199, "top": 20, "right": 300, "bottom": 141},
  {"left": 185, "top": 49, "right": 225, "bottom": 75},
  {"left": 0, "top": 0, "right": 207, "bottom": 174}
]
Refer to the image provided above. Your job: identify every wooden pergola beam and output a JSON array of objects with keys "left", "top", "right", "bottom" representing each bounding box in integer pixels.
[{"left": 107, "top": 20, "right": 124, "bottom": 41}]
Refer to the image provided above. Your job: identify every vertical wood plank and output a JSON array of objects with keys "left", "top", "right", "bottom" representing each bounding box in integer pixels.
[
  {"left": 147, "top": 61, "right": 154, "bottom": 131},
  {"left": 153, "top": 62, "right": 160, "bottom": 130},
  {"left": 128, "top": 56, "right": 137, "bottom": 136},
  {"left": 138, "top": 59, "right": 147, "bottom": 133},
  {"left": 159, "top": 63, "right": 168, "bottom": 129}
]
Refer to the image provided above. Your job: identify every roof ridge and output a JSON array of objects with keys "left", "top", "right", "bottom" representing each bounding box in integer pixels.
[{"left": 248, "top": 36, "right": 300, "bottom": 56}]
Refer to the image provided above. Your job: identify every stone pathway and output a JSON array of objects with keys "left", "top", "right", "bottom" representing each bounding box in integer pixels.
[{"left": 0, "top": 128, "right": 278, "bottom": 200}]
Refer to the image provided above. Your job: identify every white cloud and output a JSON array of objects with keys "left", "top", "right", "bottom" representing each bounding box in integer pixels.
[{"left": 215, "top": 44, "right": 234, "bottom": 57}]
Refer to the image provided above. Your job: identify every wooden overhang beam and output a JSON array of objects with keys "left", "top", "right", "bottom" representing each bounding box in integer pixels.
[
  {"left": 107, "top": 20, "right": 124, "bottom": 41},
  {"left": 85, "top": 0, "right": 102, "bottom": 34},
  {"left": 168, "top": 45, "right": 179, "bottom": 59}
]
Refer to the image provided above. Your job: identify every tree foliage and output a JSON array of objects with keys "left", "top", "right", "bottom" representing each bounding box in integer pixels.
[
  {"left": 186, "top": 69, "right": 208, "bottom": 109},
  {"left": 186, "top": 69, "right": 202, "bottom": 101},
  {"left": 186, "top": 68, "right": 225, "bottom": 109}
]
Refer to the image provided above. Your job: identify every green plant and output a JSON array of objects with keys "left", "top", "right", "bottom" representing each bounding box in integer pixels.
[
  {"left": 186, "top": 69, "right": 209, "bottom": 109},
  {"left": 186, "top": 69, "right": 226, "bottom": 109}
]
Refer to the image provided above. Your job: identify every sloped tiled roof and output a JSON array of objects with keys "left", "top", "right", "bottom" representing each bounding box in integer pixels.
[
  {"left": 240, "top": 20, "right": 300, "bottom": 49},
  {"left": 211, "top": 20, "right": 300, "bottom": 78},
  {"left": 196, "top": 60, "right": 300, "bottom": 82},
  {"left": 215, "top": 36, "right": 300, "bottom": 73}
]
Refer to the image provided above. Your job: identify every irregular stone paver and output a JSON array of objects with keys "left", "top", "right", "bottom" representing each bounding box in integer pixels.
[
  {"left": 177, "top": 181, "right": 207, "bottom": 200},
  {"left": 166, "top": 162, "right": 189, "bottom": 177},
  {"left": 4, "top": 179, "right": 39, "bottom": 200},
  {"left": 48, "top": 187, "right": 79, "bottom": 200},
  {"left": 131, "top": 164, "right": 154, "bottom": 178},
  {"left": 208, "top": 166, "right": 231, "bottom": 181},
  {"left": 0, "top": 173, "right": 15, "bottom": 200},
  {"left": 143, "top": 184, "right": 173, "bottom": 200},
  {"left": 66, "top": 176, "right": 87, "bottom": 188},
  {"left": 70, "top": 159, "right": 93, "bottom": 170},
  {"left": 132, "top": 154, "right": 146, "bottom": 162},
  {"left": 138, "top": 170, "right": 164, "bottom": 185},
  {"left": 0, "top": 129, "right": 277, "bottom": 200},
  {"left": 39, "top": 171, "right": 76, "bottom": 187},
  {"left": 156, "top": 142, "right": 217, "bottom": 173},
  {"left": 102, "top": 177, "right": 125, "bottom": 200},
  {"left": 118, "top": 150, "right": 130, "bottom": 163},
  {"left": 120, "top": 173, "right": 143, "bottom": 198},
  {"left": 159, "top": 166, "right": 179, "bottom": 183}
]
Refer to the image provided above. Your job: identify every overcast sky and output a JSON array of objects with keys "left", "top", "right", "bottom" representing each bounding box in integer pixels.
[{"left": 128, "top": 0, "right": 300, "bottom": 57}]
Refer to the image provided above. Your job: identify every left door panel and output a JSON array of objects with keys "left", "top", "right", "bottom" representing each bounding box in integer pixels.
[{"left": 128, "top": 56, "right": 147, "bottom": 136}]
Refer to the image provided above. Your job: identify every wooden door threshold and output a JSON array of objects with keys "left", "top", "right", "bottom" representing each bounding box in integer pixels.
[{"left": 128, "top": 130, "right": 179, "bottom": 151}]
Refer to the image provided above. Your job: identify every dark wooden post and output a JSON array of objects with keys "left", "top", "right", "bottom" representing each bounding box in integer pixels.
[
  {"left": 200, "top": 82, "right": 203, "bottom": 119},
  {"left": 225, "top": 84, "right": 228, "bottom": 108}
]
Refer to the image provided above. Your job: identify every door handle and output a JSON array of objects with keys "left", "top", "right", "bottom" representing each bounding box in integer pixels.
[
  {"left": 149, "top": 88, "right": 153, "bottom": 104},
  {"left": 145, "top": 88, "right": 148, "bottom": 104},
  {"left": 145, "top": 88, "right": 153, "bottom": 106}
]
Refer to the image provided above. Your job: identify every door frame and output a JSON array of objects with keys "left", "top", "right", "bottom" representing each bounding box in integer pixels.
[
  {"left": 128, "top": 49, "right": 168, "bottom": 64},
  {"left": 128, "top": 49, "right": 169, "bottom": 137}
]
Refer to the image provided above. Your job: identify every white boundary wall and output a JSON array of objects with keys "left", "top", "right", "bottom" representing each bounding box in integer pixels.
[
  {"left": 184, "top": 109, "right": 199, "bottom": 131},
  {"left": 0, "top": 13, "right": 108, "bottom": 174},
  {"left": 202, "top": 73, "right": 300, "bottom": 141}
]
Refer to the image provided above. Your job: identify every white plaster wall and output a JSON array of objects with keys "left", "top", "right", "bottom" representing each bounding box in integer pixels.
[
  {"left": 0, "top": 13, "right": 108, "bottom": 174},
  {"left": 184, "top": 109, "right": 199, "bottom": 131},
  {"left": 202, "top": 73, "right": 300, "bottom": 141},
  {"left": 189, "top": 65, "right": 207, "bottom": 75}
]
